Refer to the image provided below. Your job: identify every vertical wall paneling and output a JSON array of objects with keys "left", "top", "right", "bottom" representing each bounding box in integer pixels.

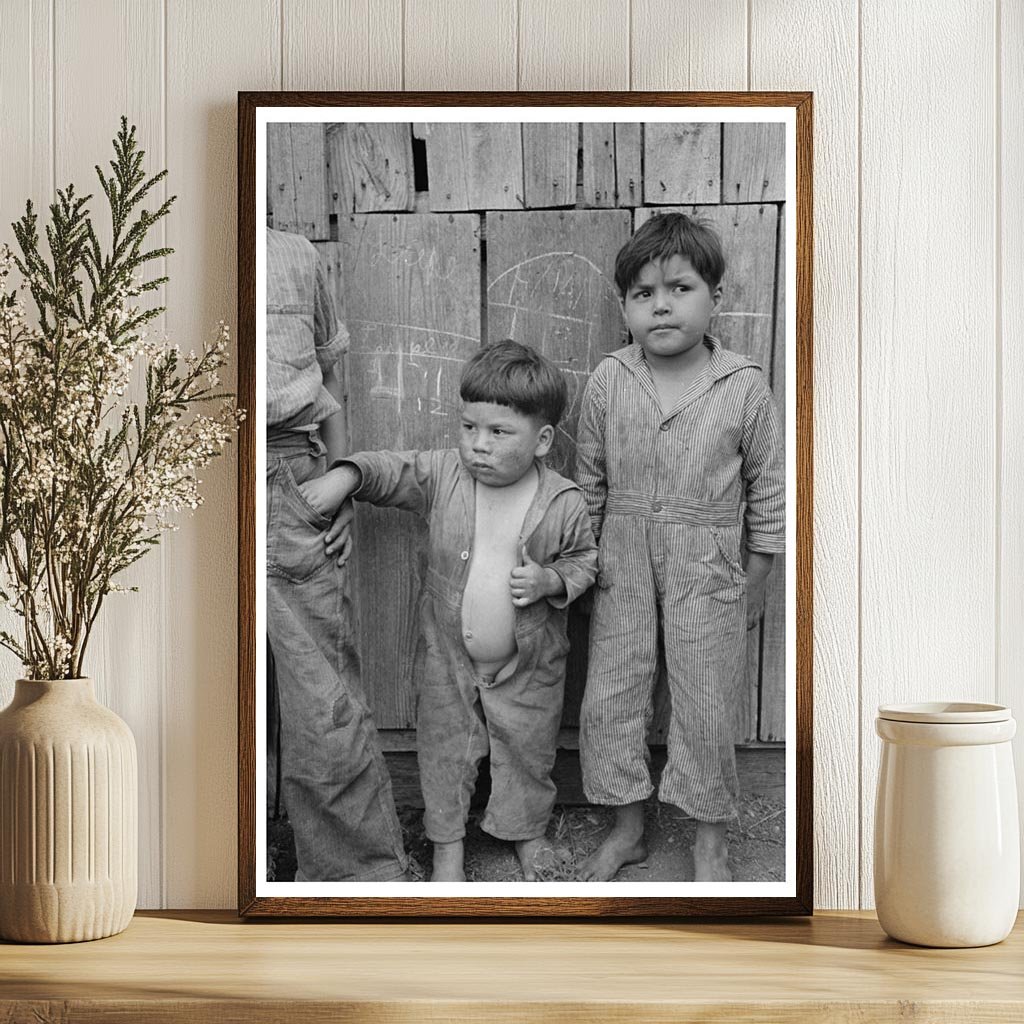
[
  {"left": 404, "top": 0, "right": 517, "bottom": 90},
  {"left": 518, "top": 0, "right": 629, "bottom": 90},
  {"left": 860, "top": 1, "right": 997, "bottom": 908},
  {"left": 164, "top": 0, "right": 280, "bottom": 908},
  {"left": 0, "top": 0, "right": 1014, "bottom": 912},
  {"left": 52, "top": 0, "right": 165, "bottom": 909},
  {"left": 750, "top": 0, "right": 861, "bottom": 911},
  {"left": 999, "top": 0, "right": 1024, "bottom": 897},
  {"left": 0, "top": 0, "right": 53, "bottom": 697},
  {"left": 283, "top": 0, "right": 402, "bottom": 90},
  {"left": 631, "top": 0, "right": 748, "bottom": 90}
]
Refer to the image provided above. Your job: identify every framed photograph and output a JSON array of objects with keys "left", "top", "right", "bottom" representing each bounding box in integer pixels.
[{"left": 238, "top": 91, "right": 812, "bottom": 917}]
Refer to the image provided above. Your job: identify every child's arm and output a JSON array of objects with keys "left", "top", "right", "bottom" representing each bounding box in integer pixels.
[
  {"left": 740, "top": 382, "right": 786, "bottom": 626},
  {"left": 321, "top": 449, "right": 441, "bottom": 564},
  {"left": 574, "top": 364, "right": 610, "bottom": 541},
  {"left": 511, "top": 491, "right": 599, "bottom": 609}
]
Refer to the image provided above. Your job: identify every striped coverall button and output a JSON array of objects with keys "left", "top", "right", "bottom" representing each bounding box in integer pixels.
[
  {"left": 460, "top": 550, "right": 469, "bottom": 560},
  {"left": 651, "top": 502, "right": 663, "bottom": 513},
  {"left": 659, "top": 422, "right": 670, "bottom": 431}
]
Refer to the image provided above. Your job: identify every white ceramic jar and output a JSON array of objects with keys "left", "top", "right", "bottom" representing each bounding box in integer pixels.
[{"left": 874, "top": 702, "right": 1019, "bottom": 947}]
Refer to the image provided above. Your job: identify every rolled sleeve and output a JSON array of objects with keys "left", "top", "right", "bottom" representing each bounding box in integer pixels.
[
  {"left": 313, "top": 258, "right": 349, "bottom": 374},
  {"left": 741, "top": 389, "right": 786, "bottom": 553},
  {"left": 336, "top": 449, "right": 440, "bottom": 517},
  {"left": 545, "top": 491, "right": 599, "bottom": 609}
]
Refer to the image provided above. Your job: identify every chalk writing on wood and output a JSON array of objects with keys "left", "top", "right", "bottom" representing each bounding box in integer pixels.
[
  {"left": 486, "top": 210, "right": 631, "bottom": 479},
  {"left": 326, "top": 122, "right": 414, "bottom": 214},
  {"left": 266, "top": 123, "right": 329, "bottom": 239},
  {"left": 422, "top": 123, "right": 524, "bottom": 211},
  {"left": 722, "top": 122, "right": 786, "bottom": 203},
  {"left": 341, "top": 213, "right": 481, "bottom": 728},
  {"left": 644, "top": 122, "right": 720, "bottom": 205}
]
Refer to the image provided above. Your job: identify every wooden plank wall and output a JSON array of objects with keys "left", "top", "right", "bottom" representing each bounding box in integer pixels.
[{"left": 268, "top": 121, "right": 787, "bottom": 746}]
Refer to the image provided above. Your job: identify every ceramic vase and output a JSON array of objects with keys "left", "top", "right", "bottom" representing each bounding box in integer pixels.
[
  {"left": 0, "top": 678, "right": 137, "bottom": 943},
  {"left": 874, "top": 702, "right": 1019, "bottom": 948}
]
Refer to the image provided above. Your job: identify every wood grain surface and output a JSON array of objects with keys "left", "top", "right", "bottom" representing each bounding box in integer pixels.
[{"left": 2, "top": 911, "right": 1023, "bottom": 1023}]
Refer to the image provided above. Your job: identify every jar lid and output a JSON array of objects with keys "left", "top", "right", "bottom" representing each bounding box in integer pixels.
[{"left": 877, "top": 701, "right": 1011, "bottom": 724}]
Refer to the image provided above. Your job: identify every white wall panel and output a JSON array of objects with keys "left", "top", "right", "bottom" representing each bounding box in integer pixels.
[
  {"left": 751, "top": 0, "right": 860, "bottom": 910},
  {"left": 0, "top": 2, "right": 53, "bottom": 698},
  {"left": 860, "top": 0, "right": 997, "bottom": 908},
  {"left": 0, "top": 0, "right": 1015, "bottom": 910},
  {"left": 284, "top": 0, "right": 402, "bottom": 91},
  {"left": 163, "top": 0, "right": 280, "bottom": 908},
  {"left": 405, "top": 0, "right": 517, "bottom": 90},
  {"left": 632, "top": 0, "right": 747, "bottom": 91},
  {"left": 53, "top": 0, "right": 166, "bottom": 909},
  {"left": 1000, "top": 0, "right": 1024, "bottom": 899},
  {"left": 519, "top": 0, "right": 628, "bottom": 90}
]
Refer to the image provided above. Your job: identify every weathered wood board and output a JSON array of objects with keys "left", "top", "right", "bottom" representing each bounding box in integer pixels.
[
  {"left": 326, "top": 122, "right": 414, "bottom": 214},
  {"left": 581, "top": 123, "right": 616, "bottom": 207},
  {"left": 722, "top": 122, "right": 786, "bottom": 203},
  {"left": 266, "top": 123, "right": 329, "bottom": 239},
  {"left": 643, "top": 122, "right": 720, "bottom": 205},
  {"left": 339, "top": 214, "right": 482, "bottom": 727},
  {"left": 422, "top": 123, "right": 524, "bottom": 210},
  {"left": 614, "top": 123, "right": 642, "bottom": 208},
  {"left": 634, "top": 204, "right": 780, "bottom": 372},
  {"left": 581, "top": 122, "right": 642, "bottom": 208},
  {"left": 522, "top": 122, "right": 578, "bottom": 208}
]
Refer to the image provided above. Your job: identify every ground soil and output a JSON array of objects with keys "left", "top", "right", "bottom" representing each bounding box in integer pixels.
[{"left": 268, "top": 749, "right": 784, "bottom": 883}]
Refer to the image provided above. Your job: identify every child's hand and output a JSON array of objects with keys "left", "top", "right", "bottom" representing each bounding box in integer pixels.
[
  {"left": 324, "top": 499, "right": 355, "bottom": 567},
  {"left": 744, "top": 551, "right": 774, "bottom": 629},
  {"left": 298, "top": 465, "right": 360, "bottom": 520},
  {"left": 510, "top": 545, "right": 564, "bottom": 607}
]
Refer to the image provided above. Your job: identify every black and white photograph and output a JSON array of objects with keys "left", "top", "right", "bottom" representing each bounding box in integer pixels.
[{"left": 240, "top": 96, "right": 810, "bottom": 916}]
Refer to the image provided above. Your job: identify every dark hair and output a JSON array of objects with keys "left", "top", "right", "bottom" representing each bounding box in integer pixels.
[
  {"left": 460, "top": 339, "right": 567, "bottom": 427},
  {"left": 614, "top": 212, "right": 725, "bottom": 294}
]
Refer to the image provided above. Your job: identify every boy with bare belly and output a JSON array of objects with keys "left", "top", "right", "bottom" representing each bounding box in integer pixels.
[{"left": 303, "top": 341, "right": 598, "bottom": 881}]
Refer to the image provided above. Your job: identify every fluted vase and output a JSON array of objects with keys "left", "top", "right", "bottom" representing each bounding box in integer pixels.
[{"left": 0, "top": 678, "right": 137, "bottom": 942}]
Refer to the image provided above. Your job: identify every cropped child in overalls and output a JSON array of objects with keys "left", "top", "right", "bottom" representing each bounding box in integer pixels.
[
  {"left": 304, "top": 341, "right": 598, "bottom": 881},
  {"left": 575, "top": 213, "right": 785, "bottom": 882}
]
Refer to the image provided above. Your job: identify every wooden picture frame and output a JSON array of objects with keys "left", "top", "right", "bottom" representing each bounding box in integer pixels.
[{"left": 238, "top": 91, "right": 813, "bottom": 917}]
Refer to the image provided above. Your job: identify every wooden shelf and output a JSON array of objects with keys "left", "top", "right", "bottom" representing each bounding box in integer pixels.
[{"left": 2, "top": 910, "right": 1022, "bottom": 1022}]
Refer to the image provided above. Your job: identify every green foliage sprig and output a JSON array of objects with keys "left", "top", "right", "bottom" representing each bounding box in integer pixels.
[{"left": 0, "top": 117, "right": 242, "bottom": 679}]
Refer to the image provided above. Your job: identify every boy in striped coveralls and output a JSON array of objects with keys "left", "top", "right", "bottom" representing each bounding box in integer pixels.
[{"left": 575, "top": 213, "right": 785, "bottom": 882}]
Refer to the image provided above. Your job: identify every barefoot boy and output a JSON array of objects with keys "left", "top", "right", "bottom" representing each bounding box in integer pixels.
[
  {"left": 304, "top": 340, "right": 598, "bottom": 881},
  {"left": 576, "top": 213, "right": 785, "bottom": 882}
]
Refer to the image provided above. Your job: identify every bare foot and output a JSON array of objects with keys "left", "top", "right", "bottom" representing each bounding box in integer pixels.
[
  {"left": 693, "top": 820, "right": 731, "bottom": 882},
  {"left": 515, "top": 837, "right": 568, "bottom": 881},
  {"left": 577, "top": 802, "right": 648, "bottom": 881},
  {"left": 431, "top": 840, "right": 466, "bottom": 882}
]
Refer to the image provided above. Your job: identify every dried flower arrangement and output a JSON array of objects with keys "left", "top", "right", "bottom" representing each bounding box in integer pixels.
[{"left": 0, "top": 118, "right": 242, "bottom": 679}]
